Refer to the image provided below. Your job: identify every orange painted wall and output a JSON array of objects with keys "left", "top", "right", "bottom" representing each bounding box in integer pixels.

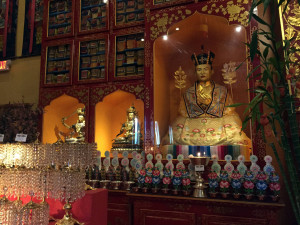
[
  {"left": 95, "top": 90, "right": 144, "bottom": 153},
  {"left": 42, "top": 95, "right": 85, "bottom": 143}
]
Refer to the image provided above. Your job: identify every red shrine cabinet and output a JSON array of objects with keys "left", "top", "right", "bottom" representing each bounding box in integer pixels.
[
  {"left": 38, "top": 0, "right": 288, "bottom": 225},
  {"left": 39, "top": 0, "right": 267, "bottom": 161}
]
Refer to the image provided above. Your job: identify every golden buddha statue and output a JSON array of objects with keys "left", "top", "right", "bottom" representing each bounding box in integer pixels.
[
  {"left": 165, "top": 50, "right": 251, "bottom": 146},
  {"left": 61, "top": 107, "right": 86, "bottom": 143},
  {"left": 112, "top": 106, "right": 142, "bottom": 151}
]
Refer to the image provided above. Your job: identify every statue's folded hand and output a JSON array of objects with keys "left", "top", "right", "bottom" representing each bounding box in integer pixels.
[{"left": 197, "top": 94, "right": 211, "bottom": 105}]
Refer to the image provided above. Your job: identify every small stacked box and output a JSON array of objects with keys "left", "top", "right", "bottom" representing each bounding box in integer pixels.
[
  {"left": 116, "top": 33, "right": 144, "bottom": 77},
  {"left": 116, "top": 0, "right": 144, "bottom": 25},
  {"left": 46, "top": 44, "right": 71, "bottom": 84},
  {"left": 81, "top": 0, "right": 107, "bottom": 31},
  {"left": 80, "top": 39, "right": 106, "bottom": 81},
  {"left": 48, "top": 0, "right": 72, "bottom": 36}
]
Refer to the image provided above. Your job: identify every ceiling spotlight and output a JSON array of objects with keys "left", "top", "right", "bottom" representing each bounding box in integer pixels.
[
  {"left": 175, "top": 27, "right": 179, "bottom": 31},
  {"left": 163, "top": 35, "right": 168, "bottom": 40},
  {"left": 141, "top": 38, "right": 144, "bottom": 41},
  {"left": 235, "top": 26, "right": 242, "bottom": 32}
]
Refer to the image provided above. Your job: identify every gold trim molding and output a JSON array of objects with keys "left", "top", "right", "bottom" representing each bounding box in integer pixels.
[{"left": 150, "top": 0, "right": 250, "bottom": 40}]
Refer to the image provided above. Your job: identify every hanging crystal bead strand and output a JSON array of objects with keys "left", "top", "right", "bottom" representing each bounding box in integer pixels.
[{"left": 0, "top": 187, "right": 17, "bottom": 224}]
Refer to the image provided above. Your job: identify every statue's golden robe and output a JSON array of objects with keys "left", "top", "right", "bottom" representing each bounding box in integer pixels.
[{"left": 169, "top": 82, "right": 251, "bottom": 146}]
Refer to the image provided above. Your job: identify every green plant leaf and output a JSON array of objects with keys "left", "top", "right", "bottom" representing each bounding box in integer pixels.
[
  {"left": 263, "top": 0, "right": 271, "bottom": 15},
  {"left": 244, "top": 42, "right": 250, "bottom": 47},
  {"left": 243, "top": 94, "right": 262, "bottom": 115},
  {"left": 259, "top": 39, "right": 274, "bottom": 52},
  {"left": 252, "top": 14, "right": 271, "bottom": 27},
  {"left": 268, "top": 57, "right": 280, "bottom": 75},
  {"left": 226, "top": 103, "right": 247, "bottom": 108},
  {"left": 262, "top": 69, "right": 270, "bottom": 86},
  {"left": 263, "top": 46, "right": 269, "bottom": 59},
  {"left": 251, "top": 110, "right": 257, "bottom": 127},
  {"left": 258, "top": 30, "right": 272, "bottom": 36},
  {"left": 254, "top": 87, "right": 267, "bottom": 94},
  {"left": 276, "top": 41, "right": 282, "bottom": 50},
  {"left": 274, "top": 86, "right": 280, "bottom": 98},
  {"left": 256, "top": 49, "right": 263, "bottom": 58},
  {"left": 250, "top": 30, "right": 258, "bottom": 61},
  {"left": 246, "top": 64, "right": 261, "bottom": 80},
  {"left": 254, "top": 72, "right": 263, "bottom": 80},
  {"left": 262, "top": 92, "right": 275, "bottom": 108},
  {"left": 248, "top": 0, "right": 262, "bottom": 22},
  {"left": 283, "top": 40, "right": 291, "bottom": 51},
  {"left": 264, "top": 33, "right": 275, "bottom": 42},
  {"left": 241, "top": 116, "right": 251, "bottom": 132},
  {"left": 235, "top": 58, "right": 247, "bottom": 71},
  {"left": 264, "top": 101, "right": 274, "bottom": 109}
]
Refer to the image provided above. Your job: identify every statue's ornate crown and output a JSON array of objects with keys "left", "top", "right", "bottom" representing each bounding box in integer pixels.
[
  {"left": 191, "top": 46, "right": 215, "bottom": 66},
  {"left": 77, "top": 108, "right": 85, "bottom": 116},
  {"left": 127, "top": 106, "right": 137, "bottom": 113}
]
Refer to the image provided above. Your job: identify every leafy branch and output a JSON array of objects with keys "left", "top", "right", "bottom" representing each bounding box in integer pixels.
[{"left": 241, "top": 0, "right": 300, "bottom": 223}]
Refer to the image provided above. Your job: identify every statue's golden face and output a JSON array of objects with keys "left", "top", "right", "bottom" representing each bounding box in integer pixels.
[
  {"left": 196, "top": 64, "right": 213, "bottom": 83},
  {"left": 128, "top": 112, "right": 134, "bottom": 120}
]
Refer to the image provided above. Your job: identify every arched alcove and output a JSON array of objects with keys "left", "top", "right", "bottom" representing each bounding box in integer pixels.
[
  {"left": 42, "top": 94, "right": 85, "bottom": 143},
  {"left": 95, "top": 90, "right": 144, "bottom": 153},
  {"left": 154, "top": 12, "right": 251, "bottom": 143}
]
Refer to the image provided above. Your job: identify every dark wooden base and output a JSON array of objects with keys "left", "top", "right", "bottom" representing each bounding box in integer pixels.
[
  {"left": 108, "top": 190, "right": 131, "bottom": 225},
  {"left": 108, "top": 191, "right": 284, "bottom": 225}
]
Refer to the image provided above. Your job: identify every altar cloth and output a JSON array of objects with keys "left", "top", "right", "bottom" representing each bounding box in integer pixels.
[
  {"left": 47, "top": 188, "right": 108, "bottom": 225},
  {"left": 7, "top": 189, "right": 108, "bottom": 225}
]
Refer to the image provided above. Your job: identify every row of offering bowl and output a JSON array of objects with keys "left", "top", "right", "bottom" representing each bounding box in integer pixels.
[{"left": 87, "top": 180, "right": 135, "bottom": 190}]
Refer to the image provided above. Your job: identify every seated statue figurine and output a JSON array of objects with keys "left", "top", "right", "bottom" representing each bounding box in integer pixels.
[
  {"left": 164, "top": 50, "right": 250, "bottom": 147},
  {"left": 114, "top": 106, "right": 140, "bottom": 144},
  {"left": 112, "top": 106, "right": 142, "bottom": 151},
  {"left": 61, "top": 107, "right": 86, "bottom": 143}
]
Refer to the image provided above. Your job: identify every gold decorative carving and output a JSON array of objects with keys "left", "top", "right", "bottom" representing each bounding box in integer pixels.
[
  {"left": 145, "top": 41, "right": 151, "bottom": 67},
  {"left": 253, "top": 129, "right": 266, "bottom": 162},
  {"left": 284, "top": 2, "right": 300, "bottom": 27},
  {"left": 145, "top": 8, "right": 151, "bottom": 23},
  {"left": 90, "top": 83, "right": 145, "bottom": 106},
  {"left": 39, "top": 88, "right": 89, "bottom": 108},
  {"left": 282, "top": 1, "right": 300, "bottom": 78},
  {"left": 174, "top": 66, "right": 187, "bottom": 90},
  {"left": 150, "top": 8, "right": 192, "bottom": 40},
  {"left": 201, "top": 1, "right": 249, "bottom": 26},
  {"left": 145, "top": 128, "right": 152, "bottom": 147},
  {"left": 150, "top": 1, "right": 250, "bottom": 40},
  {"left": 144, "top": 87, "right": 150, "bottom": 109}
]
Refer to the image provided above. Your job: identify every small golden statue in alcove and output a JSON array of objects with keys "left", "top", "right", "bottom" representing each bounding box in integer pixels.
[
  {"left": 112, "top": 105, "right": 143, "bottom": 152},
  {"left": 60, "top": 107, "right": 86, "bottom": 143}
]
